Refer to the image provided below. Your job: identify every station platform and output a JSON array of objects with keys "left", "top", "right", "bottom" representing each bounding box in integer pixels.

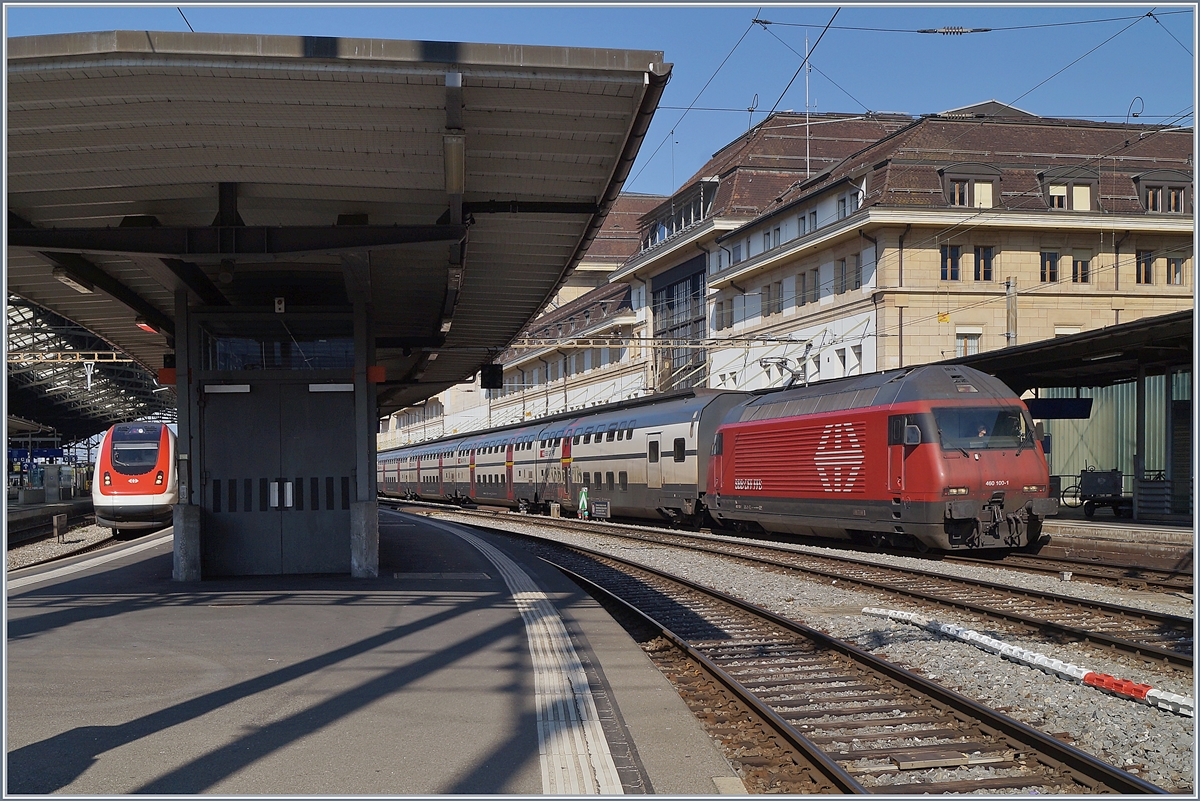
[
  {"left": 6, "top": 494, "right": 94, "bottom": 543},
  {"left": 5, "top": 506, "right": 743, "bottom": 795},
  {"left": 1041, "top": 506, "right": 1193, "bottom": 570}
]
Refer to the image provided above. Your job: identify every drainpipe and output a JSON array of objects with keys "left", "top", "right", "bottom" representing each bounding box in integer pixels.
[
  {"left": 1114, "top": 230, "right": 1130, "bottom": 293},
  {"left": 633, "top": 275, "right": 654, "bottom": 390},
  {"left": 538, "top": 357, "right": 551, "bottom": 416},
  {"left": 897, "top": 224, "right": 911, "bottom": 288}
]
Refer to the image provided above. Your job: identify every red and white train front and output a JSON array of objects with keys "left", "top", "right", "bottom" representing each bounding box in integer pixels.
[{"left": 92, "top": 422, "right": 178, "bottom": 531}]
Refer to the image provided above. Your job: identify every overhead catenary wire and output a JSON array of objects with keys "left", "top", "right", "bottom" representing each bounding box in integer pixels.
[
  {"left": 754, "top": 9, "right": 1190, "bottom": 35},
  {"left": 626, "top": 15, "right": 760, "bottom": 188}
]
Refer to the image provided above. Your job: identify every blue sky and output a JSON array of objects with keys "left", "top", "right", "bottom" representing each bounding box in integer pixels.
[{"left": 7, "top": 4, "right": 1195, "bottom": 196}]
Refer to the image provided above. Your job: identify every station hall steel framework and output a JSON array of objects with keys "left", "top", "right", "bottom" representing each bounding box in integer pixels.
[{"left": 8, "top": 30, "right": 669, "bottom": 578}]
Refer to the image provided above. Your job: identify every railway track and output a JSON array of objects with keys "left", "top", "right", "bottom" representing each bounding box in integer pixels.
[
  {"left": 395, "top": 503, "right": 1192, "bottom": 670},
  {"left": 940, "top": 552, "right": 1193, "bottom": 593},
  {"left": 533, "top": 538, "right": 1167, "bottom": 794}
]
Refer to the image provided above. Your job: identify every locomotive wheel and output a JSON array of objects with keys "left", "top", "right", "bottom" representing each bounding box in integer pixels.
[{"left": 1083, "top": 500, "right": 1096, "bottom": 518}]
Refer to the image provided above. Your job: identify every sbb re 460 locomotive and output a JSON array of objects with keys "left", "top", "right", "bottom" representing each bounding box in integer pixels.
[
  {"left": 706, "top": 365, "right": 1058, "bottom": 550},
  {"left": 91, "top": 422, "right": 178, "bottom": 535},
  {"left": 379, "top": 365, "right": 1057, "bottom": 551}
]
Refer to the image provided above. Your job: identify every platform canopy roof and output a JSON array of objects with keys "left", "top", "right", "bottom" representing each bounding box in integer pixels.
[{"left": 7, "top": 30, "right": 669, "bottom": 419}]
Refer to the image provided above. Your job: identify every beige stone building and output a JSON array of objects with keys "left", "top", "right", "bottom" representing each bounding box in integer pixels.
[{"left": 704, "top": 105, "right": 1193, "bottom": 391}]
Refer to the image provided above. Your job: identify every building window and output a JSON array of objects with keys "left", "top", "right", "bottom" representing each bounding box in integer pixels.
[
  {"left": 773, "top": 226, "right": 781, "bottom": 247},
  {"left": 948, "top": 178, "right": 993, "bottom": 208},
  {"left": 851, "top": 254, "right": 862, "bottom": 290},
  {"left": 763, "top": 231, "right": 772, "bottom": 252},
  {"left": 1040, "top": 252, "right": 1059, "bottom": 283},
  {"left": 956, "top": 332, "right": 981, "bottom": 357},
  {"left": 731, "top": 243, "right": 742, "bottom": 264},
  {"left": 1072, "top": 253, "right": 1090, "bottom": 284},
  {"left": 1137, "top": 251, "right": 1154, "bottom": 284},
  {"left": 837, "top": 197, "right": 847, "bottom": 219},
  {"left": 796, "top": 272, "right": 807, "bottom": 307},
  {"left": 949, "top": 180, "right": 968, "bottom": 205},
  {"left": 1167, "top": 257, "right": 1185, "bottom": 285},
  {"left": 798, "top": 214, "right": 807, "bottom": 236},
  {"left": 850, "top": 344, "right": 862, "bottom": 376},
  {"left": 974, "top": 246, "right": 994, "bottom": 281},
  {"left": 762, "top": 281, "right": 782, "bottom": 316},
  {"left": 1046, "top": 180, "right": 1094, "bottom": 210},
  {"left": 940, "top": 245, "right": 961, "bottom": 281},
  {"left": 1145, "top": 186, "right": 1162, "bottom": 212},
  {"left": 1167, "top": 187, "right": 1186, "bottom": 213},
  {"left": 809, "top": 210, "right": 817, "bottom": 231},
  {"left": 1072, "top": 184, "right": 1091, "bottom": 211},
  {"left": 835, "top": 259, "right": 848, "bottom": 293}
]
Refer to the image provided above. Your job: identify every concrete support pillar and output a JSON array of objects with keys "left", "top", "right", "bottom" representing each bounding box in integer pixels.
[
  {"left": 1133, "top": 362, "right": 1147, "bottom": 521},
  {"left": 351, "top": 500, "right": 379, "bottom": 578},
  {"left": 347, "top": 253, "right": 379, "bottom": 577},
  {"left": 173, "top": 289, "right": 202, "bottom": 581},
  {"left": 172, "top": 503, "right": 201, "bottom": 581}
]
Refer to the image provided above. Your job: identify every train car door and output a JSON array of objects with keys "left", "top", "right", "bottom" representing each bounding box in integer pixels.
[
  {"left": 505, "top": 443, "right": 515, "bottom": 501},
  {"left": 560, "top": 435, "right": 573, "bottom": 502},
  {"left": 887, "top": 414, "right": 913, "bottom": 492},
  {"left": 646, "top": 434, "right": 662, "bottom": 489}
]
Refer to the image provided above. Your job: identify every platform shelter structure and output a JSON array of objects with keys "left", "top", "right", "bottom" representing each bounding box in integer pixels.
[{"left": 8, "top": 30, "right": 669, "bottom": 578}]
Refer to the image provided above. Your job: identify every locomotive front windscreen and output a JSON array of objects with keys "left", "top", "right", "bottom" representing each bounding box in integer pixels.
[
  {"left": 111, "top": 424, "right": 163, "bottom": 475},
  {"left": 932, "top": 407, "right": 1034, "bottom": 451}
]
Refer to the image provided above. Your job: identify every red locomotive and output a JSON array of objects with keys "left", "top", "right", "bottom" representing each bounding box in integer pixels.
[{"left": 707, "top": 365, "right": 1057, "bottom": 550}]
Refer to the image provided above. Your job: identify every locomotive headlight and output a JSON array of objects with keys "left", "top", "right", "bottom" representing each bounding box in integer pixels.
[
  {"left": 943, "top": 486, "right": 969, "bottom": 496},
  {"left": 1023, "top": 484, "right": 1046, "bottom": 493},
  {"left": 155, "top": 471, "right": 164, "bottom": 485},
  {"left": 103, "top": 471, "right": 112, "bottom": 486}
]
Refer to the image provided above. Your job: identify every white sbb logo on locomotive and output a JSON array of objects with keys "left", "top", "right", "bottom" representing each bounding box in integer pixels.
[{"left": 813, "top": 422, "right": 864, "bottom": 493}]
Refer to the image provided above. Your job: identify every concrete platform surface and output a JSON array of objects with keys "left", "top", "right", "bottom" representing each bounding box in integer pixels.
[
  {"left": 5, "top": 507, "right": 740, "bottom": 795},
  {"left": 7, "top": 494, "right": 94, "bottom": 525}
]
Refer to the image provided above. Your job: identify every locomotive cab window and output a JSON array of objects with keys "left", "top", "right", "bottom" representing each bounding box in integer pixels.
[
  {"left": 673, "top": 438, "right": 686, "bottom": 462},
  {"left": 110, "top": 424, "right": 164, "bottom": 475},
  {"left": 933, "top": 406, "right": 1033, "bottom": 451},
  {"left": 712, "top": 432, "right": 723, "bottom": 455}
]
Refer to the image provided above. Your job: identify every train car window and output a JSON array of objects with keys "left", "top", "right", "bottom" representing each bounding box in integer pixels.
[
  {"left": 712, "top": 432, "right": 723, "bottom": 455},
  {"left": 582, "top": 472, "right": 590, "bottom": 485},
  {"left": 554, "top": 438, "right": 561, "bottom": 447},
  {"left": 673, "top": 438, "right": 686, "bottom": 462},
  {"left": 573, "top": 435, "right": 581, "bottom": 445},
  {"left": 624, "top": 427, "right": 633, "bottom": 439},
  {"left": 615, "top": 430, "right": 623, "bottom": 441},
  {"left": 583, "top": 434, "right": 591, "bottom": 444},
  {"left": 619, "top": 471, "right": 628, "bottom": 491},
  {"left": 606, "top": 472, "right": 615, "bottom": 490},
  {"left": 606, "top": 430, "right": 616, "bottom": 442},
  {"left": 648, "top": 441, "right": 659, "bottom": 463}
]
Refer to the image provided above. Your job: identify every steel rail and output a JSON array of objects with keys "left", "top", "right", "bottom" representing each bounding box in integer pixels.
[{"left": 527, "top": 535, "right": 1168, "bottom": 795}]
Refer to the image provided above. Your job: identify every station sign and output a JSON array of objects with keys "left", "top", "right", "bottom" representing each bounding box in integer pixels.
[{"left": 8, "top": 448, "right": 64, "bottom": 459}]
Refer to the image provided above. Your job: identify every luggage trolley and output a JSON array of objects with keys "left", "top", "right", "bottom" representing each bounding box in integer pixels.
[{"left": 1077, "top": 468, "right": 1130, "bottom": 518}]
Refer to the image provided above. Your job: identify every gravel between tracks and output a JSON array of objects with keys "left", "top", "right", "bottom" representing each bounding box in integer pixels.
[
  {"left": 429, "top": 510, "right": 1197, "bottom": 793},
  {"left": 6, "top": 523, "right": 116, "bottom": 571}
]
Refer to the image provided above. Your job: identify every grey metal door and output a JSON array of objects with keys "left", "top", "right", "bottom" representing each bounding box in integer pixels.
[
  {"left": 201, "top": 382, "right": 355, "bottom": 576},
  {"left": 201, "top": 383, "right": 283, "bottom": 576},
  {"left": 279, "top": 383, "right": 353, "bottom": 574}
]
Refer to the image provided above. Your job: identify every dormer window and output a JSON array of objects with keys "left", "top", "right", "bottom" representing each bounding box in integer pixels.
[
  {"left": 941, "top": 163, "right": 1000, "bottom": 209},
  {"left": 1136, "top": 170, "right": 1191, "bottom": 214},
  {"left": 1040, "top": 167, "right": 1097, "bottom": 211}
]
